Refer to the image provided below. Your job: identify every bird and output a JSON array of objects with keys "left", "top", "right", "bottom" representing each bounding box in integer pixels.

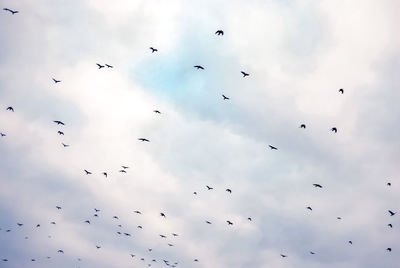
[
  {"left": 52, "top": 78, "right": 61, "bottom": 83},
  {"left": 2, "top": 259, "right": 8, "bottom": 262},
  {"left": 53, "top": 120, "right": 65, "bottom": 125},
  {"left": 222, "top": 94, "right": 230, "bottom": 100},
  {"left": 105, "top": 64, "right": 113, "bottom": 68},
  {"left": 57, "top": 250, "right": 64, "bottom": 253},
  {"left": 138, "top": 138, "right": 150, "bottom": 142},
  {"left": 339, "top": 88, "right": 344, "bottom": 94},
  {"left": 269, "top": 145, "right": 278, "bottom": 150},
  {"left": 137, "top": 225, "right": 142, "bottom": 229},
  {"left": 130, "top": 254, "right": 135, "bottom": 257},
  {"left": 0, "top": 133, "right": 5, "bottom": 137},
  {"left": 300, "top": 124, "right": 306, "bottom": 129},
  {"left": 227, "top": 220, "right": 233, "bottom": 225},
  {"left": 194, "top": 259, "right": 199, "bottom": 262},
  {"left": 194, "top": 65, "right": 204, "bottom": 70},
  {"left": 310, "top": 251, "right": 315, "bottom": 255},
  {"left": 94, "top": 214, "right": 98, "bottom": 217},
  {"left": 313, "top": 184, "right": 323, "bottom": 188},
  {"left": 205, "top": 221, "right": 212, "bottom": 224},
  {"left": 119, "top": 169, "right": 127, "bottom": 173},
  {"left": 241, "top": 71, "right": 249, "bottom": 77},
  {"left": 96, "top": 63, "right": 105, "bottom": 69},
  {"left": 388, "top": 224, "right": 393, "bottom": 228},
  {"left": 57, "top": 131, "right": 64, "bottom": 135},
  {"left": 337, "top": 217, "right": 342, "bottom": 220},
  {"left": 215, "top": 30, "right": 224, "bottom": 35},
  {"left": 388, "top": 210, "right": 396, "bottom": 216},
  {"left": 50, "top": 221, "right": 56, "bottom": 225},
  {"left": 306, "top": 206, "right": 313, "bottom": 211},
  {"left": 84, "top": 220, "right": 90, "bottom": 224},
  {"left": 94, "top": 208, "right": 100, "bottom": 212},
  {"left": 348, "top": 241, "right": 353, "bottom": 245},
  {"left": 153, "top": 110, "right": 161, "bottom": 114},
  {"left": 102, "top": 172, "right": 107, "bottom": 178},
  {"left": 56, "top": 206, "right": 62, "bottom": 210},
  {"left": 96, "top": 245, "right": 101, "bottom": 249},
  {"left": 331, "top": 127, "right": 337, "bottom": 133},
  {"left": 387, "top": 248, "right": 392, "bottom": 252},
  {"left": 84, "top": 170, "right": 92, "bottom": 175},
  {"left": 281, "top": 254, "right": 287, "bottom": 258},
  {"left": 61, "top": 143, "right": 69, "bottom": 147},
  {"left": 36, "top": 224, "right": 40, "bottom": 227},
  {"left": 167, "top": 243, "right": 174, "bottom": 247},
  {"left": 121, "top": 166, "right": 129, "bottom": 169},
  {"left": 193, "top": 191, "right": 197, "bottom": 195},
  {"left": 160, "top": 212, "right": 166, "bottom": 218},
  {"left": 206, "top": 185, "right": 213, "bottom": 190},
  {"left": 113, "top": 216, "right": 119, "bottom": 219},
  {"left": 172, "top": 233, "right": 178, "bottom": 237},
  {"left": 226, "top": 189, "right": 232, "bottom": 193},
  {"left": 160, "top": 234, "right": 167, "bottom": 238},
  {"left": 17, "top": 223, "right": 23, "bottom": 226},
  {"left": 124, "top": 233, "right": 131, "bottom": 236},
  {"left": 6, "top": 106, "right": 14, "bottom": 112},
  {"left": 387, "top": 182, "right": 391, "bottom": 186},
  {"left": 133, "top": 210, "right": 142, "bottom": 214},
  {"left": 248, "top": 217, "right": 252, "bottom": 221},
  {"left": 150, "top": 47, "right": 158, "bottom": 53},
  {"left": 3, "top": 8, "right": 18, "bottom": 14}
]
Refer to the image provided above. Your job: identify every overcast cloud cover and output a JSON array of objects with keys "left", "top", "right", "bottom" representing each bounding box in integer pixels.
[{"left": 0, "top": 0, "right": 399, "bottom": 267}]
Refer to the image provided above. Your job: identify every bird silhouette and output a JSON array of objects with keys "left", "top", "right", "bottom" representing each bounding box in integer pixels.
[
  {"left": 241, "top": 71, "right": 249, "bottom": 77},
  {"left": 160, "top": 234, "right": 167, "bottom": 238},
  {"left": 102, "top": 172, "right": 107, "bottom": 178},
  {"left": 150, "top": 47, "right": 158, "bottom": 53},
  {"left": 387, "top": 182, "right": 391, "bottom": 186},
  {"left": 84, "top": 170, "right": 92, "bottom": 175},
  {"left": 133, "top": 210, "right": 142, "bottom": 214},
  {"left": 0, "top": 133, "right": 6, "bottom": 137},
  {"left": 388, "top": 223, "right": 393, "bottom": 228},
  {"left": 348, "top": 241, "right": 353, "bottom": 245},
  {"left": 105, "top": 64, "right": 113, "bottom": 68},
  {"left": 2, "top": 259, "right": 8, "bottom": 262},
  {"left": 222, "top": 94, "right": 230, "bottom": 100},
  {"left": 172, "top": 233, "right": 178, "bottom": 237},
  {"left": 62, "top": 143, "right": 69, "bottom": 147},
  {"left": 215, "top": 30, "right": 224, "bottom": 35},
  {"left": 205, "top": 221, "right": 212, "bottom": 224},
  {"left": 124, "top": 233, "right": 131, "bottom": 236},
  {"left": 17, "top": 223, "right": 23, "bottom": 226},
  {"left": 121, "top": 166, "right": 129, "bottom": 169},
  {"left": 138, "top": 138, "right": 150, "bottom": 142},
  {"left": 96, "top": 63, "right": 105, "bottom": 69},
  {"left": 300, "top": 124, "right": 306, "bottom": 129},
  {"left": 388, "top": 210, "right": 396, "bottom": 216},
  {"left": 194, "top": 65, "right": 204, "bottom": 70},
  {"left": 52, "top": 78, "right": 61, "bottom": 83},
  {"left": 269, "top": 145, "right": 278, "bottom": 150},
  {"left": 94, "top": 214, "right": 98, "bottom": 217},
  {"left": 313, "top": 184, "right": 323, "bottom": 188},
  {"left": 119, "top": 169, "right": 127, "bottom": 173},
  {"left": 227, "top": 220, "right": 233, "bottom": 225},
  {"left": 113, "top": 216, "right": 119, "bottom": 219},
  {"left": 337, "top": 217, "right": 342, "bottom": 220},
  {"left": 36, "top": 224, "right": 40, "bottom": 227},
  {"left": 137, "top": 225, "right": 142, "bottom": 229},
  {"left": 206, "top": 185, "right": 213, "bottom": 190},
  {"left": 6, "top": 106, "right": 14, "bottom": 112},
  {"left": 50, "top": 221, "right": 56, "bottom": 225},
  {"left": 160, "top": 212, "right": 166, "bottom": 218},
  {"left": 57, "top": 131, "right": 64, "bottom": 135},
  {"left": 306, "top": 206, "right": 312, "bottom": 211},
  {"left": 96, "top": 245, "right": 101, "bottom": 249},
  {"left": 53, "top": 120, "right": 65, "bottom": 125},
  {"left": 281, "top": 254, "right": 287, "bottom": 258},
  {"left": 85, "top": 220, "right": 90, "bottom": 224},
  {"left": 387, "top": 248, "right": 392, "bottom": 252},
  {"left": 153, "top": 110, "right": 161, "bottom": 114},
  {"left": 57, "top": 250, "right": 64, "bottom": 253},
  {"left": 3, "top": 8, "right": 18, "bottom": 14},
  {"left": 339, "top": 88, "right": 344, "bottom": 94},
  {"left": 310, "top": 251, "right": 315, "bottom": 255},
  {"left": 226, "top": 189, "right": 232, "bottom": 193},
  {"left": 56, "top": 206, "right": 62, "bottom": 210},
  {"left": 248, "top": 217, "right": 252, "bottom": 221},
  {"left": 168, "top": 243, "right": 174, "bottom": 246},
  {"left": 94, "top": 208, "right": 100, "bottom": 212},
  {"left": 331, "top": 127, "right": 337, "bottom": 133},
  {"left": 194, "top": 259, "right": 199, "bottom": 262}
]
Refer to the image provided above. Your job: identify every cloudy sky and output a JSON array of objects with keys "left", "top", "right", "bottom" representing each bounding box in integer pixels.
[{"left": 0, "top": 0, "right": 399, "bottom": 267}]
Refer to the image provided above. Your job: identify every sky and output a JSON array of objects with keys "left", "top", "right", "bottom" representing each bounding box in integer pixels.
[{"left": 0, "top": 0, "right": 399, "bottom": 267}]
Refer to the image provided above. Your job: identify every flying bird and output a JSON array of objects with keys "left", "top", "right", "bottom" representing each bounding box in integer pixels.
[
  {"left": 160, "top": 212, "right": 166, "bottom": 218},
  {"left": 215, "top": 30, "right": 224, "bottom": 35},
  {"left": 387, "top": 248, "right": 392, "bottom": 252},
  {"left": 138, "top": 138, "right": 150, "bottom": 142},
  {"left": 348, "top": 241, "right": 353, "bottom": 245},
  {"left": 124, "top": 233, "right": 131, "bottom": 236},
  {"left": 85, "top": 220, "right": 90, "bottom": 224},
  {"left": 96, "top": 246, "right": 101, "bottom": 249},
  {"left": 17, "top": 223, "right": 23, "bottom": 226},
  {"left": 160, "top": 235, "right": 167, "bottom": 238},
  {"left": 331, "top": 127, "right": 337, "bottom": 133},
  {"left": 339, "top": 88, "right": 344, "bottom": 94},
  {"left": 310, "top": 251, "right": 315, "bottom": 255},
  {"left": 105, "top": 64, "right": 113, "bottom": 68},
  {"left": 50, "top": 221, "right": 56, "bottom": 225},
  {"left": 94, "top": 208, "right": 100, "bottom": 212},
  {"left": 205, "top": 221, "right": 212, "bottom": 224},
  {"left": 62, "top": 143, "right": 69, "bottom": 147},
  {"left": 52, "top": 78, "right": 61, "bottom": 83},
  {"left": 84, "top": 170, "right": 92, "bottom": 175},
  {"left": 133, "top": 210, "right": 142, "bottom": 214},
  {"left": 94, "top": 214, "right": 98, "bottom": 217},
  {"left": 172, "top": 233, "right": 178, "bottom": 237},
  {"left": 206, "top": 185, "right": 213, "bottom": 190},
  {"left": 313, "top": 184, "right": 323, "bottom": 188},
  {"left": 102, "top": 172, "right": 107, "bottom": 178},
  {"left": 388, "top": 210, "right": 396, "bottom": 216},
  {"left": 300, "top": 124, "right": 306, "bottom": 129},
  {"left": 222, "top": 94, "right": 230, "bottom": 100},
  {"left": 56, "top": 206, "right": 62, "bottom": 210},
  {"left": 227, "top": 220, "right": 233, "bottom": 225},
  {"left": 194, "top": 65, "right": 204, "bottom": 70},
  {"left": 6, "top": 106, "right": 14, "bottom": 112},
  {"left": 96, "top": 63, "right": 105, "bottom": 69},
  {"left": 3, "top": 8, "right": 18, "bottom": 14},
  {"left": 137, "top": 225, "right": 142, "bottom": 229},
  {"left": 337, "top": 217, "right": 342, "bottom": 220},
  {"left": 113, "top": 216, "right": 119, "bottom": 219},
  {"left": 388, "top": 224, "right": 393, "bottom": 228},
  {"left": 269, "top": 145, "right": 278, "bottom": 150},
  {"left": 153, "top": 110, "right": 161, "bottom": 114},
  {"left": 248, "top": 217, "right": 252, "bottom": 221},
  {"left": 36, "top": 224, "right": 40, "bottom": 227},
  {"left": 121, "top": 166, "right": 129, "bottom": 169},
  {"left": 306, "top": 206, "right": 313, "bottom": 211},
  {"left": 57, "top": 131, "right": 64, "bottom": 135},
  {"left": 57, "top": 250, "right": 64, "bottom": 253},
  {"left": 150, "top": 47, "right": 158, "bottom": 53},
  {"left": 281, "top": 254, "right": 287, "bottom": 258},
  {"left": 53, "top": 120, "right": 65, "bottom": 125},
  {"left": 2, "top": 259, "right": 8, "bottom": 262},
  {"left": 241, "top": 71, "right": 249, "bottom": 77},
  {"left": 226, "top": 189, "right": 232, "bottom": 193},
  {"left": 387, "top": 182, "right": 391, "bottom": 186},
  {"left": 0, "top": 133, "right": 5, "bottom": 137}
]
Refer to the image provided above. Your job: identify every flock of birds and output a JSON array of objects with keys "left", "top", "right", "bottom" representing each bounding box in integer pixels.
[{"left": 1, "top": 6, "right": 397, "bottom": 268}]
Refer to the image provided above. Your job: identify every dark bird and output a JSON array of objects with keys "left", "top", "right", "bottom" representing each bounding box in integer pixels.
[
  {"left": 105, "top": 64, "right": 113, "bottom": 68},
  {"left": 194, "top": 259, "right": 199, "bottom": 262},
  {"left": 339, "top": 88, "right": 344, "bottom": 94},
  {"left": 306, "top": 206, "right": 313, "bottom": 211},
  {"left": 113, "top": 216, "right": 119, "bottom": 219},
  {"left": 96, "top": 63, "right": 105, "bottom": 69},
  {"left": 205, "top": 221, "right": 212, "bottom": 224},
  {"left": 17, "top": 223, "right": 23, "bottom": 226},
  {"left": 388, "top": 224, "right": 393, "bottom": 228},
  {"left": 194, "top": 65, "right": 204, "bottom": 70},
  {"left": 241, "top": 71, "right": 249, "bottom": 77},
  {"left": 215, "top": 30, "right": 224, "bottom": 36},
  {"left": 56, "top": 206, "right": 62, "bottom": 210},
  {"left": 116, "top": 232, "right": 121, "bottom": 235},
  {"left": 52, "top": 78, "right": 61, "bottom": 83},
  {"left": 313, "top": 184, "right": 323, "bottom": 188},
  {"left": 85, "top": 220, "right": 90, "bottom": 224},
  {"left": 119, "top": 169, "right": 127, "bottom": 173},
  {"left": 227, "top": 220, "right": 233, "bottom": 225},
  {"left": 94, "top": 208, "right": 100, "bottom": 212},
  {"left": 300, "top": 124, "right": 306, "bottom": 129},
  {"left": 331, "top": 127, "right": 337, "bottom": 133},
  {"left": 168, "top": 243, "right": 174, "bottom": 247},
  {"left": 193, "top": 191, "right": 197, "bottom": 195},
  {"left": 57, "top": 250, "right": 64, "bottom": 253},
  {"left": 57, "top": 131, "right": 64, "bottom": 135},
  {"left": 130, "top": 254, "right": 135, "bottom": 257},
  {"left": 206, "top": 185, "right": 213, "bottom": 190},
  {"left": 94, "top": 214, "right": 98, "bottom": 217},
  {"left": 150, "top": 47, "right": 158, "bottom": 53},
  {"left": 50, "top": 221, "right": 56, "bottom": 225},
  {"left": 160, "top": 212, "right": 166, "bottom": 218},
  {"left": 337, "top": 217, "right": 342, "bottom": 220},
  {"left": 160, "top": 235, "right": 167, "bottom": 238},
  {"left": 3, "top": 8, "right": 18, "bottom": 14},
  {"left": 226, "top": 189, "right": 232, "bottom": 193},
  {"left": 387, "top": 182, "right": 391, "bottom": 186},
  {"left": 53, "top": 120, "right": 65, "bottom": 125},
  {"left": 348, "top": 241, "right": 353, "bottom": 245},
  {"left": 248, "top": 217, "right": 252, "bottom": 221},
  {"left": 6, "top": 106, "right": 14, "bottom": 112},
  {"left": 36, "top": 224, "right": 40, "bottom": 227},
  {"left": 121, "top": 166, "right": 129, "bottom": 169},
  {"left": 269, "top": 145, "right": 278, "bottom": 150},
  {"left": 281, "top": 254, "right": 287, "bottom": 258},
  {"left": 222, "top": 94, "right": 230, "bottom": 100},
  {"left": 2, "top": 259, "right": 8, "bottom": 262},
  {"left": 172, "top": 233, "right": 178, "bottom": 237},
  {"left": 137, "top": 225, "right": 142, "bottom": 229},
  {"left": 138, "top": 138, "right": 150, "bottom": 142},
  {"left": 0, "top": 133, "right": 5, "bottom": 137},
  {"left": 387, "top": 248, "right": 392, "bottom": 252},
  {"left": 96, "top": 245, "right": 101, "bottom": 249},
  {"left": 102, "top": 172, "right": 107, "bottom": 178},
  {"left": 84, "top": 170, "right": 92, "bottom": 175},
  {"left": 124, "top": 233, "right": 131, "bottom": 236},
  {"left": 133, "top": 210, "right": 142, "bottom": 214},
  {"left": 389, "top": 210, "right": 396, "bottom": 216},
  {"left": 153, "top": 110, "right": 161, "bottom": 114},
  {"left": 62, "top": 143, "right": 69, "bottom": 147},
  {"left": 310, "top": 251, "right": 315, "bottom": 255}
]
